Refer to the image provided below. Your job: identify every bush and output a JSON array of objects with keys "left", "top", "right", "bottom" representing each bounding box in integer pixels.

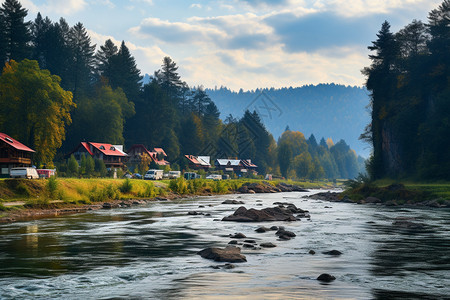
[
  {"left": 138, "top": 182, "right": 156, "bottom": 198},
  {"left": 47, "top": 176, "right": 58, "bottom": 198},
  {"left": 212, "top": 180, "right": 229, "bottom": 194},
  {"left": 169, "top": 177, "right": 188, "bottom": 194},
  {"left": 119, "top": 178, "right": 133, "bottom": 193},
  {"left": 105, "top": 184, "right": 120, "bottom": 200}
]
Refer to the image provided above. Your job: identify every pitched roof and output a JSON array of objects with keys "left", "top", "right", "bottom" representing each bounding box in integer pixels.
[
  {"left": 216, "top": 159, "right": 240, "bottom": 166},
  {"left": 153, "top": 148, "right": 167, "bottom": 156},
  {"left": 185, "top": 155, "right": 211, "bottom": 166},
  {"left": 0, "top": 132, "right": 35, "bottom": 152},
  {"left": 89, "top": 142, "right": 127, "bottom": 157}
]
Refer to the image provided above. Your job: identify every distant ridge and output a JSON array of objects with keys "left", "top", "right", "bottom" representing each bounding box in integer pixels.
[{"left": 206, "top": 84, "right": 370, "bottom": 157}]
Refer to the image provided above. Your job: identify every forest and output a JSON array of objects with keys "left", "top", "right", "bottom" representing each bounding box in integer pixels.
[
  {"left": 363, "top": 0, "right": 450, "bottom": 180},
  {"left": 0, "top": 0, "right": 364, "bottom": 180}
]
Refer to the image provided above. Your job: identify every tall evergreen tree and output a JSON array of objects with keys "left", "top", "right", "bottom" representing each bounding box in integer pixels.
[
  {"left": 67, "top": 22, "right": 95, "bottom": 99},
  {"left": 0, "top": 0, "right": 31, "bottom": 63}
]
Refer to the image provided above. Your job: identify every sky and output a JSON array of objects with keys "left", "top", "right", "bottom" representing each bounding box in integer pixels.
[{"left": 10, "top": 0, "right": 443, "bottom": 91}]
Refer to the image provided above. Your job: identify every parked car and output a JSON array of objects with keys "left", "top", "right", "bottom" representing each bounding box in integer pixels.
[
  {"left": 206, "top": 174, "right": 222, "bottom": 181},
  {"left": 10, "top": 167, "right": 39, "bottom": 179},
  {"left": 184, "top": 172, "right": 201, "bottom": 180},
  {"left": 124, "top": 173, "right": 132, "bottom": 179},
  {"left": 168, "top": 171, "right": 181, "bottom": 179},
  {"left": 132, "top": 173, "right": 142, "bottom": 179},
  {"left": 221, "top": 174, "right": 230, "bottom": 180},
  {"left": 144, "top": 169, "right": 164, "bottom": 180}
]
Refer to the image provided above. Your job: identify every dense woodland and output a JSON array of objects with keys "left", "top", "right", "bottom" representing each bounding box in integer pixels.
[
  {"left": 0, "top": 0, "right": 364, "bottom": 179},
  {"left": 363, "top": 0, "right": 450, "bottom": 180}
]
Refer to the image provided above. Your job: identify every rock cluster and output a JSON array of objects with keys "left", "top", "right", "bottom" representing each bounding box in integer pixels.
[{"left": 222, "top": 203, "right": 308, "bottom": 222}]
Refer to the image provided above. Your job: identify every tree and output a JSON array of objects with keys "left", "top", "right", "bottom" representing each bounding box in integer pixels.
[
  {"left": 94, "top": 158, "right": 107, "bottom": 177},
  {"left": 68, "top": 154, "right": 79, "bottom": 177},
  {"left": 278, "top": 141, "right": 292, "bottom": 178},
  {"left": 0, "top": 0, "right": 31, "bottom": 63},
  {"left": 0, "top": 59, "right": 75, "bottom": 166},
  {"left": 96, "top": 39, "right": 118, "bottom": 79},
  {"left": 155, "top": 56, "right": 184, "bottom": 101},
  {"left": 85, "top": 155, "right": 95, "bottom": 176},
  {"left": 67, "top": 22, "right": 96, "bottom": 99},
  {"left": 67, "top": 83, "right": 135, "bottom": 146},
  {"left": 107, "top": 41, "right": 142, "bottom": 102}
]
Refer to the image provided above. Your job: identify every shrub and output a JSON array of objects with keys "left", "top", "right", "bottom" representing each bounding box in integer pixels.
[
  {"left": 169, "top": 177, "right": 188, "bottom": 194},
  {"left": 119, "top": 178, "right": 133, "bottom": 193},
  {"left": 106, "top": 184, "right": 120, "bottom": 200},
  {"left": 47, "top": 176, "right": 58, "bottom": 198},
  {"left": 138, "top": 182, "right": 156, "bottom": 198},
  {"left": 212, "top": 180, "right": 229, "bottom": 194}
]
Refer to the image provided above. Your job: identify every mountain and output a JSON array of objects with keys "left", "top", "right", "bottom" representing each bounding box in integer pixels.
[{"left": 206, "top": 84, "right": 370, "bottom": 157}]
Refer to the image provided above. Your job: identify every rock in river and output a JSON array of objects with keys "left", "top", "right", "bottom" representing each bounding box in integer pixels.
[
  {"left": 197, "top": 246, "right": 247, "bottom": 263},
  {"left": 317, "top": 273, "right": 336, "bottom": 282},
  {"left": 222, "top": 206, "right": 298, "bottom": 222},
  {"left": 322, "top": 250, "right": 342, "bottom": 256}
]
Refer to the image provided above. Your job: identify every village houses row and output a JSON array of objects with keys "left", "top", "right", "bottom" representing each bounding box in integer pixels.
[{"left": 0, "top": 132, "right": 257, "bottom": 177}]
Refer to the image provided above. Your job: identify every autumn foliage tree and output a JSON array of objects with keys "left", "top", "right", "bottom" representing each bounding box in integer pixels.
[{"left": 0, "top": 59, "right": 75, "bottom": 166}]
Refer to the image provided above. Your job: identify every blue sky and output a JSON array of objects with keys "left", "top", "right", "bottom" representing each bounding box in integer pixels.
[{"left": 12, "top": 0, "right": 442, "bottom": 90}]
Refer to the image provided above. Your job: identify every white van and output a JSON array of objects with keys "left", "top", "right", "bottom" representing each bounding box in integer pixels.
[
  {"left": 168, "top": 171, "right": 181, "bottom": 179},
  {"left": 144, "top": 169, "right": 164, "bottom": 180},
  {"left": 10, "top": 167, "right": 39, "bottom": 179}
]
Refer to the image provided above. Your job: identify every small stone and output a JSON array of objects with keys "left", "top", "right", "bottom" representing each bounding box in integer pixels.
[
  {"left": 322, "top": 250, "right": 342, "bottom": 256},
  {"left": 260, "top": 242, "right": 276, "bottom": 248},
  {"left": 255, "top": 226, "right": 269, "bottom": 233},
  {"left": 308, "top": 250, "right": 316, "bottom": 255},
  {"left": 244, "top": 239, "right": 256, "bottom": 244},
  {"left": 317, "top": 273, "right": 336, "bottom": 282},
  {"left": 270, "top": 226, "right": 278, "bottom": 231},
  {"left": 228, "top": 240, "right": 238, "bottom": 245},
  {"left": 230, "top": 232, "right": 247, "bottom": 239}
]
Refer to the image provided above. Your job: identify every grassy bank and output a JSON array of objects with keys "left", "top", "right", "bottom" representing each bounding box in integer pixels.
[
  {"left": 0, "top": 177, "right": 338, "bottom": 213},
  {"left": 342, "top": 178, "right": 450, "bottom": 204}
]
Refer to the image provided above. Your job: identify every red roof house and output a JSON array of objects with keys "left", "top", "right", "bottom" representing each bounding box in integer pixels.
[
  {"left": 67, "top": 142, "right": 127, "bottom": 169},
  {"left": 127, "top": 144, "right": 170, "bottom": 167},
  {"left": 0, "top": 133, "right": 35, "bottom": 177}
]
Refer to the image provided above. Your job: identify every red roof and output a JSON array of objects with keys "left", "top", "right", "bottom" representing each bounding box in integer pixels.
[
  {"left": 0, "top": 132, "right": 35, "bottom": 152},
  {"left": 153, "top": 148, "right": 167, "bottom": 156},
  {"left": 89, "top": 143, "right": 127, "bottom": 156},
  {"left": 185, "top": 155, "right": 200, "bottom": 165},
  {"left": 80, "top": 142, "right": 94, "bottom": 156}
]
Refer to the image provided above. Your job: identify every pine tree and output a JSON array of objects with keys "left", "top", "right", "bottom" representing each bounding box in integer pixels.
[
  {"left": 67, "top": 22, "right": 96, "bottom": 99},
  {"left": 96, "top": 39, "right": 118, "bottom": 80},
  {"left": 30, "top": 13, "right": 53, "bottom": 68},
  {"left": 0, "top": 0, "right": 31, "bottom": 62}
]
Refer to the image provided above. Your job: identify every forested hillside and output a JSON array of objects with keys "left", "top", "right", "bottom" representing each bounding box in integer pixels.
[
  {"left": 206, "top": 84, "right": 370, "bottom": 157},
  {"left": 363, "top": 1, "right": 450, "bottom": 180}
]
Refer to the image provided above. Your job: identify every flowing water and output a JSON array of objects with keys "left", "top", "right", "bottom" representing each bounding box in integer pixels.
[{"left": 0, "top": 190, "right": 449, "bottom": 299}]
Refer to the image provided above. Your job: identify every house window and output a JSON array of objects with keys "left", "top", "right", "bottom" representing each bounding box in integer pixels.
[
  {"left": 99, "top": 146, "right": 105, "bottom": 150},
  {"left": 110, "top": 146, "right": 115, "bottom": 151}
]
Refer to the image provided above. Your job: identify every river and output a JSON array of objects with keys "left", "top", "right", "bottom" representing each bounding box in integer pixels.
[{"left": 0, "top": 190, "right": 449, "bottom": 299}]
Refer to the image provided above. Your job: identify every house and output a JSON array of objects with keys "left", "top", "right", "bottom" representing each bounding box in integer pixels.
[
  {"left": 184, "top": 155, "right": 211, "bottom": 170},
  {"left": 127, "top": 144, "right": 170, "bottom": 169},
  {"left": 215, "top": 159, "right": 258, "bottom": 174},
  {"left": 67, "top": 142, "right": 127, "bottom": 169},
  {"left": 0, "top": 133, "right": 35, "bottom": 178}
]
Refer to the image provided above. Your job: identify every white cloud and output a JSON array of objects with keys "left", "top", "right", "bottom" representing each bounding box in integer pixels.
[
  {"left": 190, "top": 3, "right": 202, "bottom": 9},
  {"left": 42, "top": 0, "right": 87, "bottom": 15}
]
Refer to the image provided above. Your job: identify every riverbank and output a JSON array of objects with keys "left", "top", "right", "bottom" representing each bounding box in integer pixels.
[
  {"left": 0, "top": 178, "right": 335, "bottom": 223},
  {"left": 314, "top": 180, "right": 450, "bottom": 208}
]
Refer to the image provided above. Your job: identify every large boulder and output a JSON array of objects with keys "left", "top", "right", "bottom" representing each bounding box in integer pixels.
[
  {"left": 276, "top": 182, "right": 309, "bottom": 192},
  {"left": 222, "top": 206, "right": 298, "bottom": 222},
  {"left": 197, "top": 246, "right": 247, "bottom": 263}
]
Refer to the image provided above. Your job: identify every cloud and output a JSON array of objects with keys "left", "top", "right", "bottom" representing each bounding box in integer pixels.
[
  {"left": 190, "top": 3, "right": 202, "bottom": 9},
  {"left": 42, "top": 0, "right": 87, "bottom": 15}
]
